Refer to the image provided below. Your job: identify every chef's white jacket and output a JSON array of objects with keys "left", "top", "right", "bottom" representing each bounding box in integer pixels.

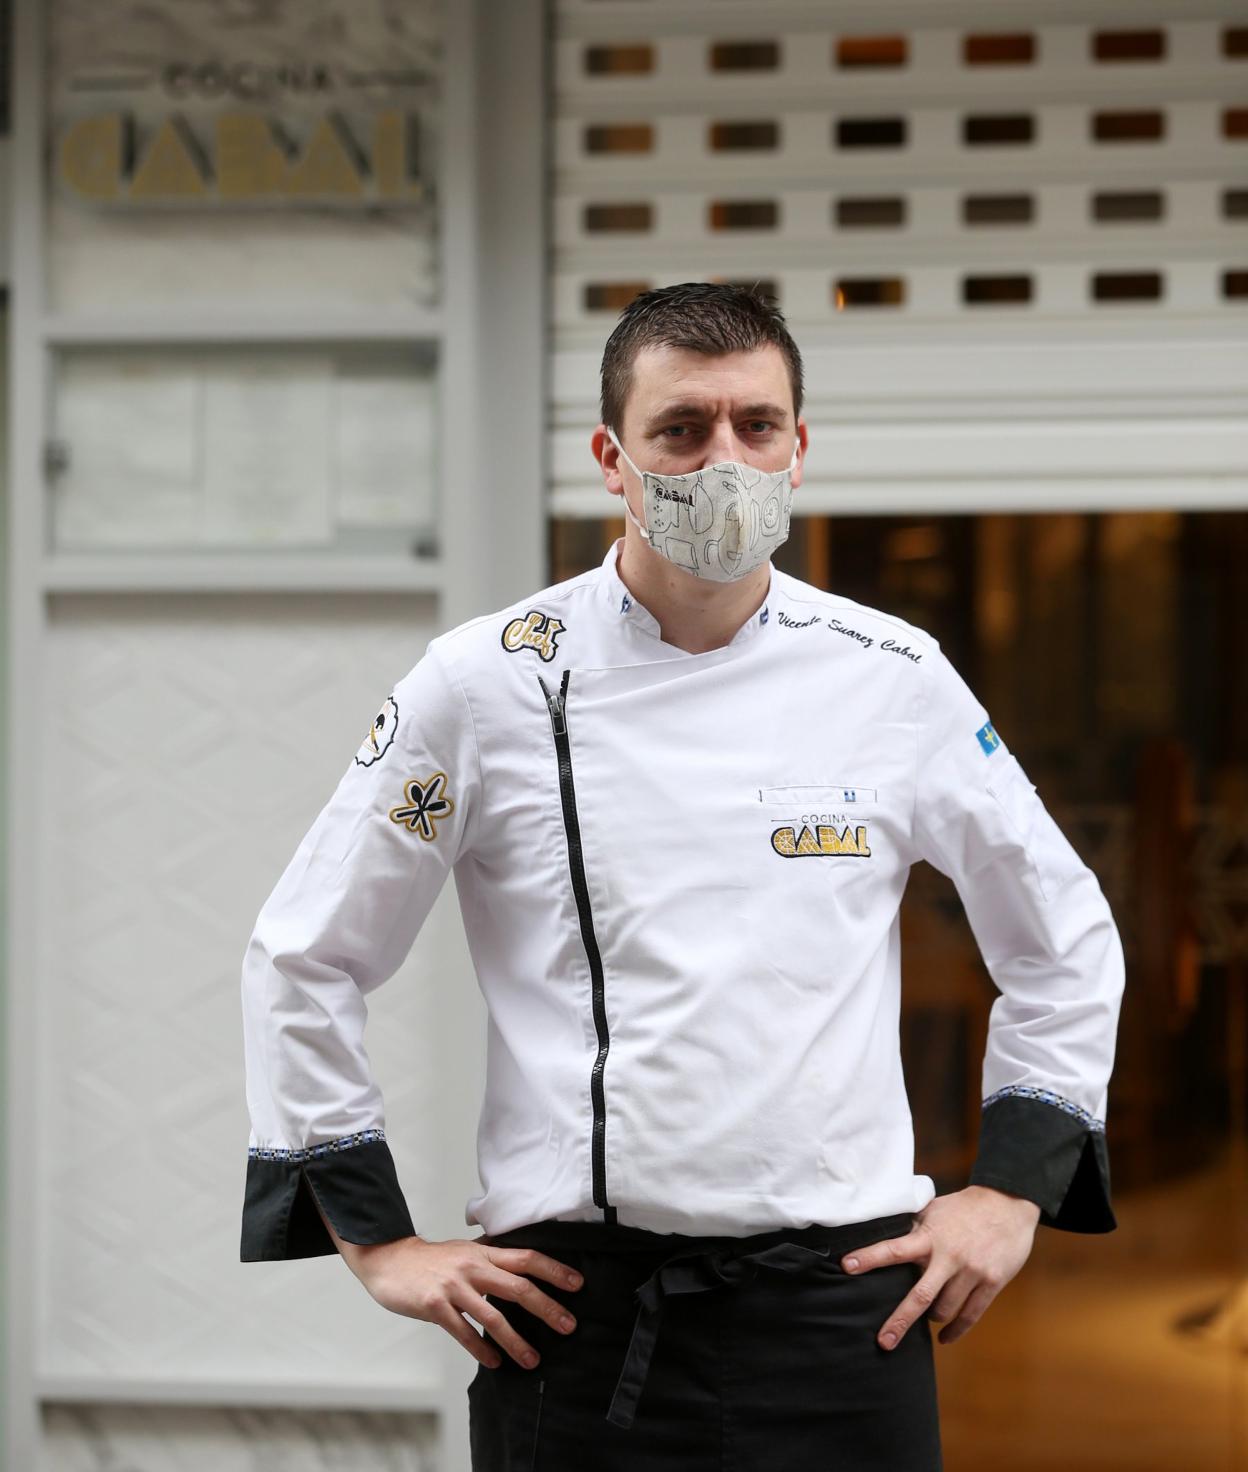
[{"left": 241, "top": 538, "right": 1124, "bottom": 1259}]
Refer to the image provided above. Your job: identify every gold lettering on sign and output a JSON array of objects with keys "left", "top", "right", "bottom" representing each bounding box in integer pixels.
[
  {"left": 216, "top": 113, "right": 290, "bottom": 198},
  {"left": 373, "top": 110, "right": 418, "bottom": 198},
  {"left": 129, "top": 116, "right": 209, "bottom": 198},
  {"left": 57, "top": 111, "right": 422, "bottom": 204},
  {"left": 59, "top": 113, "right": 128, "bottom": 200},
  {"left": 284, "top": 114, "right": 366, "bottom": 198}
]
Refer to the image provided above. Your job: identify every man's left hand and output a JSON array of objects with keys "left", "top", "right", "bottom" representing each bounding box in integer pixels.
[{"left": 839, "top": 1184, "right": 1042, "bottom": 1349}]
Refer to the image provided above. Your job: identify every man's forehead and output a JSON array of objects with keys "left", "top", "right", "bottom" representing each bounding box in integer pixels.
[{"left": 628, "top": 342, "right": 793, "bottom": 421}]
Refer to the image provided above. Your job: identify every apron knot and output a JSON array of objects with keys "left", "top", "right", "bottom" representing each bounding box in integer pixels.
[{"left": 605, "top": 1239, "right": 833, "bottom": 1429}]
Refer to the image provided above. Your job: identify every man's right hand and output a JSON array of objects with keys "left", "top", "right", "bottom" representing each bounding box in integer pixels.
[{"left": 311, "top": 1195, "right": 582, "bottom": 1371}]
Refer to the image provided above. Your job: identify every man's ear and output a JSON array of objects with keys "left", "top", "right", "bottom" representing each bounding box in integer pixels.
[{"left": 593, "top": 423, "right": 625, "bottom": 497}]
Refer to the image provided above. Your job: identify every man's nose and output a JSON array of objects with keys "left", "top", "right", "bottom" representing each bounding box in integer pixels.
[{"left": 702, "top": 423, "right": 741, "bottom": 466}]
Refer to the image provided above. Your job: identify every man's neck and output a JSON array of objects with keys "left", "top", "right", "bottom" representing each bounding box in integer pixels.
[{"left": 614, "top": 530, "right": 770, "bottom": 655}]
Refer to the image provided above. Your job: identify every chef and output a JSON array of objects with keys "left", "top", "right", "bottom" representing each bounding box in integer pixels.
[{"left": 241, "top": 281, "right": 1124, "bottom": 1470}]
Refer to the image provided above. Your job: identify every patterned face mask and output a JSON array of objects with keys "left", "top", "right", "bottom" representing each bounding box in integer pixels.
[{"left": 606, "top": 427, "right": 799, "bottom": 583}]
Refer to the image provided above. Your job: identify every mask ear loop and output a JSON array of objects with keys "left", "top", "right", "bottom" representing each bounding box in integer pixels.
[
  {"left": 606, "top": 427, "right": 654, "bottom": 543},
  {"left": 606, "top": 426, "right": 641, "bottom": 478}
]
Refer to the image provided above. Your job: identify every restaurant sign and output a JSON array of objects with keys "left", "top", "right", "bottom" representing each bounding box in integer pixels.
[{"left": 57, "top": 110, "right": 422, "bottom": 206}]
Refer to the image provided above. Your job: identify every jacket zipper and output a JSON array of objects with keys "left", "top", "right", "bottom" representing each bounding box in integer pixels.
[{"left": 537, "top": 669, "right": 617, "bottom": 1226}]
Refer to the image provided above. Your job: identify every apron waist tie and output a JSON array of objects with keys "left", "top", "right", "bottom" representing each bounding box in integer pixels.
[{"left": 605, "top": 1238, "right": 834, "bottom": 1431}]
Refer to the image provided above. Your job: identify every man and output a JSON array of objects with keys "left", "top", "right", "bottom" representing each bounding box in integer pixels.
[{"left": 241, "top": 282, "right": 1124, "bottom": 1469}]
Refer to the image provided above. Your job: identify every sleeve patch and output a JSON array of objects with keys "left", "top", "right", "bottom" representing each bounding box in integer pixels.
[
  {"left": 355, "top": 695, "right": 399, "bottom": 767},
  {"left": 976, "top": 721, "right": 1002, "bottom": 756},
  {"left": 388, "top": 771, "right": 455, "bottom": 841}
]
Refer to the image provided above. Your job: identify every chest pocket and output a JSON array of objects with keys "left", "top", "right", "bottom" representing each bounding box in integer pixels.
[{"left": 756, "top": 784, "right": 880, "bottom": 859}]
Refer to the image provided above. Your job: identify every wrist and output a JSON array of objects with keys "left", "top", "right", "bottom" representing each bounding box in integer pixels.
[
  {"left": 968, "top": 1183, "right": 1042, "bottom": 1222},
  {"left": 342, "top": 1233, "right": 426, "bottom": 1293}
]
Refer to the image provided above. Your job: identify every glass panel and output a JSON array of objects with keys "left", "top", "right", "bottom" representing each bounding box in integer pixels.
[
  {"left": 549, "top": 515, "right": 623, "bottom": 585},
  {"left": 548, "top": 509, "right": 1248, "bottom": 1470}
]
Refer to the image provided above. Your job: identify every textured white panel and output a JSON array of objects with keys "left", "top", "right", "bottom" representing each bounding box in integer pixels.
[
  {"left": 37, "top": 595, "right": 460, "bottom": 1395},
  {"left": 549, "top": 4, "right": 1248, "bottom": 514}
]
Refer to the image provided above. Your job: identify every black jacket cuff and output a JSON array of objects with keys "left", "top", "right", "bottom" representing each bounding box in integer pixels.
[
  {"left": 967, "top": 1089, "right": 1117, "bottom": 1233},
  {"left": 241, "top": 1130, "right": 417, "bottom": 1261}
]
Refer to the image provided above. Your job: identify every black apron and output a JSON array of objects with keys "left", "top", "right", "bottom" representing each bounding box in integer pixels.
[{"left": 467, "top": 1210, "right": 943, "bottom": 1471}]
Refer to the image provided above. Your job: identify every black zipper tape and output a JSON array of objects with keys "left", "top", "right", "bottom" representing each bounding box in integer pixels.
[{"left": 537, "top": 669, "right": 617, "bottom": 1226}]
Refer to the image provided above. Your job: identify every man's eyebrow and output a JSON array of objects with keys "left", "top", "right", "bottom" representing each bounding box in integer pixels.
[
  {"left": 643, "top": 401, "right": 790, "bottom": 431},
  {"left": 738, "top": 402, "right": 790, "bottom": 423}
]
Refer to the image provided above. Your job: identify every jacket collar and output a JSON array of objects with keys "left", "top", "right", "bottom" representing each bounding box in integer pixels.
[{"left": 596, "top": 538, "right": 773, "bottom": 650}]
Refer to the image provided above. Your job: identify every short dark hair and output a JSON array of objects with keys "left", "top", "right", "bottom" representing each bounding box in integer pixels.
[{"left": 599, "top": 281, "right": 805, "bottom": 435}]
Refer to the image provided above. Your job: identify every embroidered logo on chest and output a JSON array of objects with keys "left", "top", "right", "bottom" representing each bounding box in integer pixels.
[
  {"left": 770, "top": 822, "right": 872, "bottom": 858},
  {"left": 501, "top": 610, "right": 565, "bottom": 662}
]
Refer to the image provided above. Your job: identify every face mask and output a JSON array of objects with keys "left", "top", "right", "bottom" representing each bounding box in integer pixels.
[{"left": 607, "top": 427, "right": 799, "bottom": 583}]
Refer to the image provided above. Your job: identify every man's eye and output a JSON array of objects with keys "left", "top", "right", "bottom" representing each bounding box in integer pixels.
[{"left": 747, "top": 421, "right": 775, "bottom": 433}]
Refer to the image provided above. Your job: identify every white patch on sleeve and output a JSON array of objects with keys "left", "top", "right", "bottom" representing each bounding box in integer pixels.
[{"left": 355, "top": 694, "right": 399, "bottom": 767}]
